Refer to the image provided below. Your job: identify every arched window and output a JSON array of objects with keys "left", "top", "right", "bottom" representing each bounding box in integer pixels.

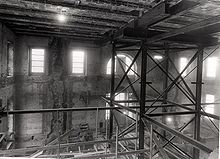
[{"left": 106, "top": 54, "right": 137, "bottom": 75}]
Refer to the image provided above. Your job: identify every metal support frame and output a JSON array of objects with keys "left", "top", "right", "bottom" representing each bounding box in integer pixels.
[
  {"left": 162, "top": 43, "right": 169, "bottom": 137},
  {"left": 193, "top": 47, "right": 203, "bottom": 159},
  {"left": 139, "top": 42, "right": 147, "bottom": 159},
  {"left": 100, "top": 40, "right": 220, "bottom": 159},
  {"left": 109, "top": 40, "right": 116, "bottom": 140}
]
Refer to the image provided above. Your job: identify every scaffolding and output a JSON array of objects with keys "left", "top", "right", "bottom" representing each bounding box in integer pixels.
[{"left": 0, "top": 1, "right": 220, "bottom": 159}]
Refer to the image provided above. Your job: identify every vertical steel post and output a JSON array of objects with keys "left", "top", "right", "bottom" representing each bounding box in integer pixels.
[
  {"left": 109, "top": 41, "right": 116, "bottom": 140},
  {"left": 150, "top": 124, "right": 153, "bottom": 159},
  {"left": 57, "top": 110, "right": 60, "bottom": 159},
  {"left": 96, "top": 108, "right": 99, "bottom": 139},
  {"left": 135, "top": 109, "right": 138, "bottom": 151},
  {"left": 139, "top": 43, "right": 147, "bottom": 159},
  {"left": 162, "top": 43, "right": 169, "bottom": 137},
  {"left": 115, "top": 126, "right": 119, "bottom": 159},
  {"left": 193, "top": 48, "right": 203, "bottom": 159}
]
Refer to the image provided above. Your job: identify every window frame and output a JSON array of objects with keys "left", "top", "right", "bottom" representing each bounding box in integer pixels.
[
  {"left": 6, "top": 41, "right": 14, "bottom": 77},
  {"left": 29, "top": 47, "right": 47, "bottom": 75},
  {"left": 106, "top": 53, "right": 137, "bottom": 76},
  {"left": 71, "top": 50, "right": 86, "bottom": 75}
]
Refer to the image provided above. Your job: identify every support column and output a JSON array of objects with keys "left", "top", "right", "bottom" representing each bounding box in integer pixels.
[
  {"left": 162, "top": 43, "right": 169, "bottom": 137},
  {"left": 139, "top": 43, "right": 147, "bottom": 159},
  {"left": 108, "top": 41, "right": 116, "bottom": 140},
  {"left": 193, "top": 48, "right": 203, "bottom": 159}
]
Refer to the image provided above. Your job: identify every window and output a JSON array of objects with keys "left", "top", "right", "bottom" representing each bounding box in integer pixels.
[
  {"left": 107, "top": 59, "right": 116, "bottom": 75},
  {"left": 179, "top": 57, "right": 188, "bottom": 76},
  {"left": 6, "top": 42, "right": 14, "bottom": 76},
  {"left": 154, "top": 55, "right": 163, "bottom": 60},
  {"left": 105, "top": 93, "right": 126, "bottom": 120},
  {"left": 30, "top": 48, "right": 45, "bottom": 73},
  {"left": 207, "top": 57, "right": 218, "bottom": 78},
  {"left": 72, "top": 50, "right": 85, "bottom": 74},
  {"left": 205, "top": 94, "right": 215, "bottom": 118},
  {"left": 105, "top": 94, "right": 110, "bottom": 120},
  {"left": 106, "top": 54, "right": 136, "bottom": 75}
]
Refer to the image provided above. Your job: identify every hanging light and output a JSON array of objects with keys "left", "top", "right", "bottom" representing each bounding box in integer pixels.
[
  {"left": 57, "top": 14, "right": 67, "bottom": 23},
  {"left": 166, "top": 117, "right": 172, "bottom": 123}
]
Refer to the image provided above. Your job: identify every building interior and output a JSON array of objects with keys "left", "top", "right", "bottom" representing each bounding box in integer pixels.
[{"left": 0, "top": 0, "right": 219, "bottom": 158}]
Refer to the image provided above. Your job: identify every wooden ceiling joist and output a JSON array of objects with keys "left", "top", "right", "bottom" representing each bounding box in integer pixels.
[
  {"left": 0, "top": 15, "right": 117, "bottom": 30},
  {"left": 13, "top": 28, "right": 102, "bottom": 39},
  {"left": 0, "top": 0, "right": 135, "bottom": 23},
  {"left": 0, "top": 9, "right": 123, "bottom": 28}
]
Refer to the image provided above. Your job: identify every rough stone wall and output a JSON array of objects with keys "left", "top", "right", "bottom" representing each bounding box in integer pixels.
[
  {"left": 0, "top": 23, "right": 15, "bottom": 134},
  {"left": 13, "top": 35, "right": 111, "bottom": 148}
]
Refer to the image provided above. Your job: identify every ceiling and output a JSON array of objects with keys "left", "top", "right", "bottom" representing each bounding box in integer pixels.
[{"left": 0, "top": 0, "right": 220, "bottom": 46}]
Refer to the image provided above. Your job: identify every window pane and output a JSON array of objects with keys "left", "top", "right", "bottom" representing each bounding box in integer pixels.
[
  {"left": 72, "top": 68, "right": 83, "bottom": 73},
  {"left": 32, "top": 67, "right": 44, "bottom": 73},
  {"left": 73, "top": 57, "right": 84, "bottom": 62},
  {"left": 72, "top": 51, "right": 85, "bottom": 74},
  {"left": 73, "top": 51, "right": 84, "bottom": 57},
  {"left": 32, "top": 61, "right": 44, "bottom": 67},
  {"left": 73, "top": 62, "right": 84, "bottom": 68},
  {"left": 180, "top": 57, "right": 187, "bottom": 76},
  {"left": 204, "top": 94, "right": 215, "bottom": 119},
  {"left": 31, "top": 49, "right": 45, "bottom": 55},
  {"left": 32, "top": 55, "right": 44, "bottom": 61},
  {"left": 31, "top": 48, "right": 45, "bottom": 73},
  {"left": 207, "top": 57, "right": 218, "bottom": 77}
]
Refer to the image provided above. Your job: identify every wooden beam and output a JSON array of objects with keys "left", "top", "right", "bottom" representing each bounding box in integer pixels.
[
  {"left": 104, "top": 98, "right": 213, "bottom": 154},
  {"left": 0, "top": 15, "right": 116, "bottom": 30},
  {"left": 13, "top": 28, "right": 102, "bottom": 38},
  {"left": 8, "top": 24, "right": 103, "bottom": 35},
  {"left": 10, "top": 25, "right": 102, "bottom": 36},
  {"left": 143, "top": 120, "right": 170, "bottom": 159},
  {"left": 0, "top": 137, "right": 137, "bottom": 155},
  {"left": 148, "top": 15, "right": 220, "bottom": 43},
  {"left": 15, "top": 32, "right": 100, "bottom": 42}
]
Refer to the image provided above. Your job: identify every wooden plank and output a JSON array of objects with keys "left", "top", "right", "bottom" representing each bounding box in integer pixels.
[
  {"left": 105, "top": 99, "right": 213, "bottom": 154},
  {"left": 0, "top": 137, "right": 137, "bottom": 155},
  {"left": 29, "top": 127, "right": 76, "bottom": 157},
  {"left": 143, "top": 120, "right": 170, "bottom": 159}
]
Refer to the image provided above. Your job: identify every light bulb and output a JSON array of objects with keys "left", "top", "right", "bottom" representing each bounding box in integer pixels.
[{"left": 57, "top": 14, "right": 67, "bottom": 23}]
